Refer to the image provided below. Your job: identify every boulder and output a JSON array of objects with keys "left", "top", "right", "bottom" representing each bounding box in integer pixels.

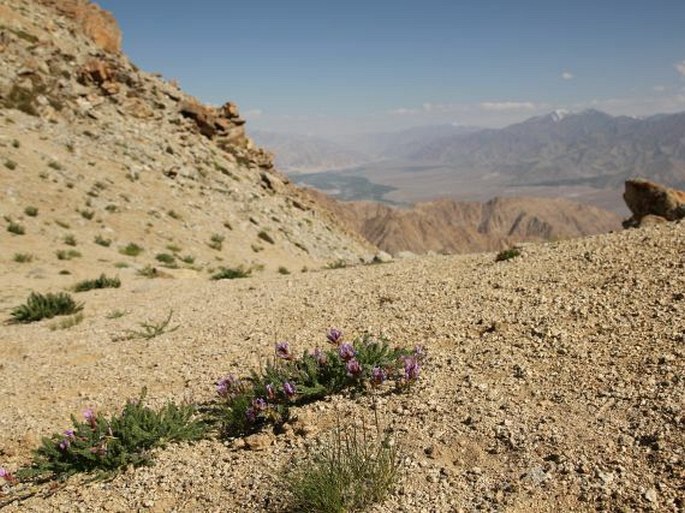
[{"left": 623, "top": 179, "right": 685, "bottom": 228}]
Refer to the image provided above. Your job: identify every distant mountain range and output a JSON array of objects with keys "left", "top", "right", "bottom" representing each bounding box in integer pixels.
[{"left": 251, "top": 110, "right": 685, "bottom": 211}]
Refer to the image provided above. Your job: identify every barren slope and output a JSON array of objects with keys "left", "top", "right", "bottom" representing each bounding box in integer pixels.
[
  {"left": 1, "top": 222, "right": 683, "bottom": 512},
  {"left": 310, "top": 191, "right": 622, "bottom": 255}
]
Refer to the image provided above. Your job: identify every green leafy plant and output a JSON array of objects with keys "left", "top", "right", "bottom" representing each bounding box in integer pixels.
[
  {"left": 80, "top": 209, "right": 95, "bottom": 220},
  {"left": 24, "top": 206, "right": 38, "bottom": 217},
  {"left": 119, "top": 243, "right": 143, "bottom": 257},
  {"left": 278, "top": 266, "right": 290, "bottom": 275},
  {"left": 13, "top": 253, "right": 33, "bottom": 263},
  {"left": 7, "top": 221, "right": 25, "bottom": 235},
  {"left": 56, "top": 249, "right": 81, "bottom": 260},
  {"left": 155, "top": 253, "right": 177, "bottom": 267},
  {"left": 167, "top": 210, "right": 182, "bottom": 220},
  {"left": 180, "top": 255, "right": 195, "bottom": 264},
  {"left": 137, "top": 265, "right": 159, "bottom": 278},
  {"left": 125, "top": 310, "right": 179, "bottom": 340},
  {"left": 94, "top": 234, "right": 112, "bottom": 247},
  {"left": 10, "top": 292, "right": 84, "bottom": 323},
  {"left": 213, "top": 331, "right": 422, "bottom": 438},
  {"left": 48, "top": 161, "right": 62, "bottom": 171},
  {"left": 208, "top": 234, "right": 224, "bottom": 251},
  {"left": 495, "top": 247, "right": 522, "bottom": 262},
  {"left": 63, "top": 234, "right": 77, "bottom": 246},
  {"left": 49, "top": 313, "right": 84, "bottom": 331},
  {"left": 211, "top": 266, "right": 251, "bottom": 280},
  {"left": 17, "top": 389, "right": 206, "bottom": 480},
  {"left": 4, "top": 159, "right": 17, "bottom": 170},
  {"left": 326, "top": 259, "right": 347, "bottom": 270},
  {"left": 73, "top": 274, "right": 121, "bottom": 293},
  {"left": 287, "top": 416, "right": 400, "bottom": 513}
]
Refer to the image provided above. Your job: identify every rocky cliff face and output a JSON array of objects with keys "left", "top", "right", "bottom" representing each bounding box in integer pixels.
[
  {"left": 35, "top": 0, "right": 122, "bottom": 53},
  {"left": 309, "top": 191, "right": 622, "bottom": 255},
  {"left": 0, "top": 0, "right": 374, "bottom": 291}
]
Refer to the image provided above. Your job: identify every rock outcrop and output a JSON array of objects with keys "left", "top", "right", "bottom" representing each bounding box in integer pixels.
[
  {"left": 622, "top": 178, "right": 685, "bottom": 228},
  {"left": 36, "top": 0, "right": 122, "bottom": 53}
]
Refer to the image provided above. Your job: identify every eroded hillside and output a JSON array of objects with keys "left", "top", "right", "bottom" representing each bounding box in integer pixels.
[{"left": 0, "top": 0, "right": 374, "bottom": 304}]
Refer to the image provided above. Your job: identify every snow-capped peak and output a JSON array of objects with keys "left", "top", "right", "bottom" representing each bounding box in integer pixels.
[{"left": 549, "top": 109, "right": 570, "bottom": 122}]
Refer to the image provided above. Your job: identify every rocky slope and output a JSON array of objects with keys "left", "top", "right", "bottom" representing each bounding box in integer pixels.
[
  {"left": 0, "top": 0, "right": 374, "bottom": 302},
  {"left": 309, "top": 190, "right": 622, "bottom": 255},
  {"left": 0, "top": 221, "right": 683, "bottom": 512}
]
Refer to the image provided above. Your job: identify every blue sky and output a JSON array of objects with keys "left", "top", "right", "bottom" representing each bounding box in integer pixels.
[{"left": 97, "top": 0, "right": 685, "bottom": 136}]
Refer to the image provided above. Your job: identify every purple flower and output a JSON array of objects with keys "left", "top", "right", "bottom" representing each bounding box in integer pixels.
[
  {"left": 216, "top": 375, "right": 240, "bottom": 397},
  {"left": 338, "top": 343, "right": 356, "bottom": 361},
  {"left": 346, "top": 358, "right": 362, "bottom": 377},
  {"left": 283, "top": 381, "right": 296, "bottom": 398},
  {"left": 312, "top": 347, "right": 327, "bottom": 365},
  {"left": 326, "top": 328, "right": 343, "bottom": 345},
  {"left": 403, "top": 356, "right": 420, "bottom": 382},
  {"left": 414, "top": 345, "right": 426, "bottom": 359},
  {"left": 58, "top": 438, "right": 70, "bottom": 451},
  {"left": 245, "top": 407, "right": 257, "bottom": 423},
  {"left": 266, "top": 383, "right": 276, "bottom": 400},
  {"left": 371, "top": 366, "right": 387, "bottom": 386},
  {"left": 252, "top": 398, "right": 268, "bottom": 411},
  {"left": 275, "top": 341, "right": 293, "bottom": 360},
  {"left": 83, "top": 408, "right": 96, "bottom": 427},
  {"left": 0, "top": 468, "right": 10, "bottom": 481}
]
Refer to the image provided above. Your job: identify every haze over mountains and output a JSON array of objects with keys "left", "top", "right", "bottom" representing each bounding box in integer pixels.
[{"left": 252, "top": 109, "right": 685, "bottom": 213}]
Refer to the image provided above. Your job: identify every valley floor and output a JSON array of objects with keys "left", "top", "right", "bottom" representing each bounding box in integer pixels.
[{"left": 1, "top": 223, "right": 683, "bottom": 512}]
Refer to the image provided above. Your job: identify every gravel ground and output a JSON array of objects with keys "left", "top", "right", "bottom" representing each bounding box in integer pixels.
[{"left": 1, "top": 222, "right": 684, "bottom": 512}]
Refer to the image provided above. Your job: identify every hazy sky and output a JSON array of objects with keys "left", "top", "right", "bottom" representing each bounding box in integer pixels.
[{"left": 97, "top": 0, "right": 685, "bottom": 136}]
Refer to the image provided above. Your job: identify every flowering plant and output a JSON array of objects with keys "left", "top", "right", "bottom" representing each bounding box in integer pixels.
[{"left": 215, "top": 330, "right": 424, "bottom": 437}]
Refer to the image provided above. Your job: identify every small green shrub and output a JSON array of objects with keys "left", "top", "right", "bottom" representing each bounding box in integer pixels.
[
  {"left": 18, "top": 389, "right": 205, "bottom": 480},
  {"left": 24, "top": 206, "right": 38, "bottom": 217},
  {"left": 49, "top": 313, "right": 84, "bottom": 331},
  {"left": 155, "top": 253, "right": 177, "bottom": 267},
  {"left": 137, "top": 265, "right": 158, "bottom": 278},
  {"left": 105, "top": 204, "right": 118, "bottom": 213},
  {"left": 13, "top": 253, "right": 33, "bottom": 263},
  {"left": 56, "top": 249, "right": 81, "bottom": 260},
  {"left": 7, "top": 221, "right": 25, "bottom": 235},
  {"left": 73, "top": 274, "right": 121, "bottom": 293},
  {"left": 119, "top": 243, "right": 143, "bottom": 257},
  {"left": 167, "top": 210, "right": 182, "bottom": 220},
  {"left": 211, "top": 266, "right": 250, "bottom": 280},
  {"left": 278, "top": 266, "right": 290, "bottom": 275},
  {"left": 208, "top": 234, "right": 224, "bottom": 251},
  {"left": 63, "top": 234, "right": 77, "bottom": 246},
  {"left": 125, "top": 310, "right": 179, "bottom": 340},
  {"left": 257, "top": 230, "right": 275, "bottom": 244},
  {"left": 180, "top": 255, "right": 195, "bottom": 264},
  {"left": 287, "top": 417, "right": 400, "bottom": 513},
  {"left": 495, "top": 247, "right": 522, "bottom": 262},
  {"left": 325, "top": 259, "right": 347, "bottom": 270},
  {"left": 94, "top": 235, "right": 112, "bottom": 247},
  {"left": 80, "top": 209, "right": 95, "bottom": 220},
  {"left": 4, "top": 160, "right": 17, "bottom": 170},
  {"left": 10, "top": 292, "right": 84, "bottom": 323},
  {"left": 48, "top": 161, "right": 62, "bottom": 171},
  {"left": 12, "top": 139, "right": 20, "bottom": 148}
]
